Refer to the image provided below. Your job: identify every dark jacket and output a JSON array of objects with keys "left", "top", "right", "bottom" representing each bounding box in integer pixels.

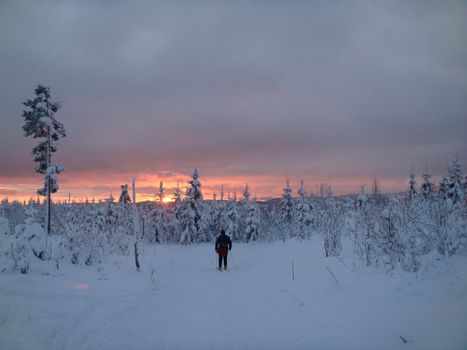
[{"left": 215, "top": 233, "right": 232, "bottom": 255}]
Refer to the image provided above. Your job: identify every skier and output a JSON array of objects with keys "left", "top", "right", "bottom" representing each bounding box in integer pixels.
[{"left": 215, "top": 229, "right": 232, "bottom": 271}]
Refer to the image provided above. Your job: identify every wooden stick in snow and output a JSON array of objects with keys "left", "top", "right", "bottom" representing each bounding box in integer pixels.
[
  {"left": 134, "top": 241, "right": 140, "bottom": 272},
  {"left": 291, "top": 258, "right": 295, "bottom": 281}
]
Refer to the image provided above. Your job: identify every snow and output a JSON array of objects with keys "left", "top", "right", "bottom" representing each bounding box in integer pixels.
[
  {"left": 38, "top": 116, "right": 52, "bottom": 126},
  {"left": 46, "top": 164, "right": 65, "bottom": 176},
  {"left": 0, "top": 216, "right": 9, "bottom": 236},
  {"left": 36, "top": 101, "right": 47, "bottom": 110},
  {"left": 1, "top": 237, "right": 466, "bottom": 350}
]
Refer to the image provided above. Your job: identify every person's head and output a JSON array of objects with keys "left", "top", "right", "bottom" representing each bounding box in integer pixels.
[{"left": 221, "top": 229, "right": 225, "bottom": 236}]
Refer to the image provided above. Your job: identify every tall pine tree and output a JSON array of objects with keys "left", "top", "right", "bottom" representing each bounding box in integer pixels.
[{"left": 22, "top": 85, "right": 66, "bottom": 234}]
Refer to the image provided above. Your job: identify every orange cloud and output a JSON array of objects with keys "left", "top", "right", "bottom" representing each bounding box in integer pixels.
[{"left": 0, "top": 168, "right": 411, "bottom": 203}]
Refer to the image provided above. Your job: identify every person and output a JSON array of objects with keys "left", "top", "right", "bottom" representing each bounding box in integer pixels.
[{"left": 215, "top": 229, "right": 232, "bottom": 271}]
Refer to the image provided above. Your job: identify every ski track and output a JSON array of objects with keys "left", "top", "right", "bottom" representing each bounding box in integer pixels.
[{"left": 1, "top": 238, "right": 467, "bottom": 350}]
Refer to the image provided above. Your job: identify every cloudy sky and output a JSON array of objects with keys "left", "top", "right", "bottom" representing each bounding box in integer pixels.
[{"left": 0, "top": 0, "right": 466, "bottom": 201}]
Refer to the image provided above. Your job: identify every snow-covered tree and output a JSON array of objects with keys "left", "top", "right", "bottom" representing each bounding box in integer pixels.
[
  {"left": 173, "top": 183, "right": 182, "bottom": 203},
  {"left": 357, "top": 184, "right": 368, "bottom": 208},
  {"left": 157, "top": 181, "right": 165, "bottom": 203},
  {"left": 84, "top": 205, "right": 107, "bottom": 265},
  {"left": 0, "top": 205, "right": 10, "bottom": 236},
  {"left": 216, "top": 185, "right": 227, "bottom": 233},
  {"left": 242, "top": 184, "right": 251, "bottom": 202},
  {"left": 2, "top": 154, "right": 467, "bottom": 273},
  {"left": 420, "top": 167, "right": 435, "bottom": 199},
  {"left": 187, "top": 168, "right": 203, "bottom": 201},
  {"left": 296, "top": 180, "right": 312, "bottom": 238},
  {"left": 104, "top": 196, "right": 117, "bottom": 236},
  {"left": 63, "top": 202, "right": 127, "bottom": 266},
  {"left": 353, "top": 185, "right": 376, "bottom": 266},
  {"left": 375, "top": 196, "right": 402, "bottom": 270},
  {"left": 225, "top": 195, "right": 239, "bottom": 240},
  {"left": 281, "top": 177, "right": 295, "bottom": 238},
  {"left": 399, "top": 199, "right": 430, "bottom": 272},
  {"left": 371, "top": 178, "right": 382, "bottom": 205},
  {"left": 407, "top": 171, "right": 417, "bottom": 201},
  {"left": 322, "top": 186, "right": 342, "bottom": 257},
  {"left": 438, "top": 175, "right": 449, "bottom": 201},
  {"left": 434, "top": 162, "right": 467, "bottom": 256},
  {"left": 119, "top": 184, "right": 131, "bottom": 204},
  {"left": 220, "top": 185, "right": 225, "bottom": 202},
  {"left": 244, "top": 196, "right": 260, "bottom": 242},
  {"left": 447, "top": 155, "right": 464, "bottom": 205},
  {"left": 167, "top": 183, "right": 183, "bottom": 242},
  {"left": 0, "top": 205, "right": 12, "bottom": 268},
  {"left": 132, "top": 178, "right": 142, "bottom": 270},
  {"left": 179, "top": 199, "right": 196, "bottom": 245},
  {"left": 179, "top": 169, "right": 204, "bottom": 244},
  {"left": 22, "top": 85, "right": 66, "bottom": 234},
  {"left": 152, "top": 181, "right": 168, "bottom": 243},
  {"left": 11, "top": 206, "right": 48, "bottom": 273},
  {"left": 132, "top": 177, "right": 137, "bottom": 204},
  {"left": 237, "top": 184, "right": 251, "bottom": 241}
]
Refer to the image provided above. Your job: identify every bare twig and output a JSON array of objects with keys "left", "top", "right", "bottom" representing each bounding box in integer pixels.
[{"left": 326, "top": 267, "right": 338, "bottom": 284}]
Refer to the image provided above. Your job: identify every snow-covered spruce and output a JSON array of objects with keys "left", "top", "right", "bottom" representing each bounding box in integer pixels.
[
  {"left": 179, "top": 168, "right": 204, "bottom": 244},
  {"left": 280, "top": 177, "right": 295, "bottom": 239},
  {"left": 295, "top": 180, "right": 313, "bottom": 239},
  {"left": 1, "top": 161, "right": 466, "bottom": 273},
  {"left": 21, "top": 85, "right": 66, "bottom": 235}
]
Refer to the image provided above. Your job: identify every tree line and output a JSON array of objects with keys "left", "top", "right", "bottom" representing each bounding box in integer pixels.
[
  {"left": 0, "top": 85, "right": 465, "bottom": 274},
  {"left": 1, "top": 158, "right": 466, "bottom": 274}
]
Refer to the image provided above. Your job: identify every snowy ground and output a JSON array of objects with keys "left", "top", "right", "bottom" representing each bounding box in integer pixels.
[{"left": 1, "top": 237, "right": 467, "bottom": 350}]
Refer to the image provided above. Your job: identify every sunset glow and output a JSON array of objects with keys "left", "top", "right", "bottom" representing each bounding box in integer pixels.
[
  {"left": 1, "top": 169, "right": 414, "bottom": 204},
  {"left": 0, "top": 1, "right": 465, "bottom": 204},
  {"left": 0, "top": 3, "right": 466, "bottom": 350}
]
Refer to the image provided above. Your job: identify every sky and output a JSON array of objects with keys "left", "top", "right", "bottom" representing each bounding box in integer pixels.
[{"left": 0, "top": 0, "right": 466, "bottom": 202}]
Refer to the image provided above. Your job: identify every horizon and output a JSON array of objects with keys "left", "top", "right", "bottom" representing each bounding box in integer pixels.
[
  {"left": 1, "top": 1, "right": 466, "bottom": 202},
  {"left": 0, "top": 167, "right": 453, "bottom": 204}
]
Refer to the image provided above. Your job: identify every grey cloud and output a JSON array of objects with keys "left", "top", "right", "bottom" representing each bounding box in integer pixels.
[{"left": 0, "top": 0, "right": 466, "bottom": 194}]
